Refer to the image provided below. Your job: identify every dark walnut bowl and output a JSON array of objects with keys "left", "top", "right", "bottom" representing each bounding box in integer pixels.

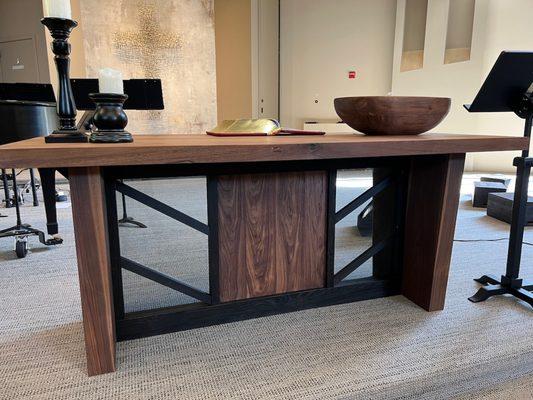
[{"left": 334, "top": 96, "right": 451, "bottom": 135}]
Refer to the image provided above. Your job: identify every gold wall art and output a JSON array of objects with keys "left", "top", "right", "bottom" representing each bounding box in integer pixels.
[{"left": 79, "top": 0, "right": 217, "bottom": 134}]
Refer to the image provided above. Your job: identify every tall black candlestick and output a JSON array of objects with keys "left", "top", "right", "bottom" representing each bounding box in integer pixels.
[{"left": 41, "top": 17, "right": 88, "bottom": 143}]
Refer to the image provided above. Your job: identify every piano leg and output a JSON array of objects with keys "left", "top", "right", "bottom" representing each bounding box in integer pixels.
[{"left": 38, "top": 168, "right": 59, "bottom": 236}]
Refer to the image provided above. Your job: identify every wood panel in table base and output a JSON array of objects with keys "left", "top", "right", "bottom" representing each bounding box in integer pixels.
[
  {"left": 402, "top": 154, "right": 466, "bottom": 311},
  {"left": 69, "top": 167, "right": 116, "bottom": 376},
  {"left": 215, "top": 171, "right": 328, "bottom": 302}
]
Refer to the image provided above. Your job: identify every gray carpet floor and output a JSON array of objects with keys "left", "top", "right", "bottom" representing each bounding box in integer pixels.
[{"left": 0, "top": 171, "right": 532, "bottom": 400}]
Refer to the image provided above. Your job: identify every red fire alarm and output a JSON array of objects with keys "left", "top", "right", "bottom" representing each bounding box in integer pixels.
[{"left": 348, "top": 71, "right": 357, "bottom": 79}]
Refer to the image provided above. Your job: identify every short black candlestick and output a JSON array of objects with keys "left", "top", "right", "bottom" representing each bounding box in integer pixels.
[
  {"left": 41, "top": 17, "right": 88, "bottom": 143},
  {"left": 89, "top": 93, "right": 133, "bottom": 143}
]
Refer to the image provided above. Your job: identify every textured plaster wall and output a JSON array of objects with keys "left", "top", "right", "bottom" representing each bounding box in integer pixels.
[{"left": 79, "top": 0, "right": 217, "bottom": 134}]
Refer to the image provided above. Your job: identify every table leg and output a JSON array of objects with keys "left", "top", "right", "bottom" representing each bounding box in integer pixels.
[
  {"left": 402, "top": 154, "right": 465, "bottom": 311},
  {"left": 69, "top": 166, "right": 116, "bottom": 376}
]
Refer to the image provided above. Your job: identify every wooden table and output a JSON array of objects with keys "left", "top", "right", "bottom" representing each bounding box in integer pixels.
[{"left": 0, "top": 133, "right": 527, "bottom": 376}]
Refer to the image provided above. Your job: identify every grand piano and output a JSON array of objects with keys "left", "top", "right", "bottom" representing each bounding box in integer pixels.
[{"left": 0, "top": 83, "right": 62, "bottom": 256}]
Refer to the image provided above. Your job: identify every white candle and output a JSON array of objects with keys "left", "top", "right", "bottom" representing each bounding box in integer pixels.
[
  {"left": 44, "top": 0, "right": 72, "bottom": 19},
  {"left": 98, "top": 68, "right": 124, "bottom": 94}
]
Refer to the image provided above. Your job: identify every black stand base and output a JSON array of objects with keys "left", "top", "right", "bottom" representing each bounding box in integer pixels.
[
  {"left": 118, "top": 216, "right": 147, "bottom": 228},
  {"left": 117, "top": 186, "right": 146, "bottom": 228},
  {"left": 45, "top": 130, "right": 89, "bottom": 143},
  {"left": 0, "top": 224, "right": 63, "bottom": 258},
  {"left": 90, "top": 131, "right": 133, "bottom": 143},
  {"left": 469, "top": 274, "right": 533, "bottom": 307}
]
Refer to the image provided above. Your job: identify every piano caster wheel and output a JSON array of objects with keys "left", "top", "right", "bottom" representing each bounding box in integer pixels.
[
  {"left": 45, "top": 235, "right": 63, "bottom": 246},
  {"left": 15, "top": 239, "right": 28, "bottom": 258}
]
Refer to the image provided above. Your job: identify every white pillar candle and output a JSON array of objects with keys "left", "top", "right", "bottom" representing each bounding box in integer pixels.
[
  {"left": 43, "top": 0, "right": 72, "bottom": 19},
  {"left": 98, "top": 68, "right": 124, "bottom": 94}
]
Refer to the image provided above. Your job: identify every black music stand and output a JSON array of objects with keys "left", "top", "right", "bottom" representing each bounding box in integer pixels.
[
  {"left": 72, "top": 79, "right": 165, "bottom": 228},
  {"left": 465, "top": 51, "right": 533, "bottom": 307},
  {"left": 0, "top": 82, "right": 55, "bottom": 103}
]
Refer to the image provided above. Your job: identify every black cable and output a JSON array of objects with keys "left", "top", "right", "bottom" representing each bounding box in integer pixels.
[{"left": 454, "top": 238, "right": 533, "bottom": 246}]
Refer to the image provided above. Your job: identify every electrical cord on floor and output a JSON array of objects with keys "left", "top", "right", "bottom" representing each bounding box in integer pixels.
[{"left": 454, "top": 238, "right": 533, "bottom": 246}]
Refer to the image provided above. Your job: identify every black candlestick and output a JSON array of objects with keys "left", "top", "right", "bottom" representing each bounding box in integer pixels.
[
  {"left": 41, "top": 17, "right": 88, "bottom": 143},
  {"left": 89, "top": 93, "right": 133, "bottom": 143}
]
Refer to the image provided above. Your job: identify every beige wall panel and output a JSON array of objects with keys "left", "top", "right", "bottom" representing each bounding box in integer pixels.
[
  {"left": 215, "top": 0, "right": 253, "bottom": 122},
  {"left": 0, "top": 0, "right": 50, "bottom": 83}
]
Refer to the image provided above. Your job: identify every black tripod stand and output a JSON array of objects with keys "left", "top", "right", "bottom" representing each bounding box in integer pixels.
[
  {"left": 466, "top": 51, "right": 533, "bottom": 307},
  {"left": 469, "top": 101, "right": 533, "bottom": 306},
  {"left": 118, "top": 182, "right": 147, "bottom": 228}
]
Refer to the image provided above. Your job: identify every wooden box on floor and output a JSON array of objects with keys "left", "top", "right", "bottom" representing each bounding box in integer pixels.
[
  {"left": 473, "top": 181, "right": 507, "bottom": 208},
  {"left": 487, "top": 192, "right": 533, "bottom": 224}
]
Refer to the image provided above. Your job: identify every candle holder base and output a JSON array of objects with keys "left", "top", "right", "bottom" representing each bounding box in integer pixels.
[
  {"left": 45, "top": 130, "right": 89, "bottom": 143},
  {"left": 89, "top": 131, "right": 133, "bottom": 143},
  {"left": 88, "top": 93, "right": 132, "bottom": 144}
]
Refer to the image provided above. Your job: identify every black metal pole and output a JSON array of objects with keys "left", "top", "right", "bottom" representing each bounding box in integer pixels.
[
  {"left": 11, "top": 169, "right": 22, "bottom": 227},
  {"left": 1, "top": 169, "right": 10, "bottom": 208},
  {"left": 522, "top": 112, "right": 532, "bottom": 157},
  {"left": 505, "top": 112, "right": 532, "bottom": 281},
  {"left": 505, "top": 157, "right": 530, "bottom": 281},
  {"left": 121, "top": 192, "right": 128, "bottom": 220},
  {"left": 29, "top": 169, "right": 39, "bottom": 207}
]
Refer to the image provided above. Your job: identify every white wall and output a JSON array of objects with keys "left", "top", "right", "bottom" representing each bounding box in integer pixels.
[
  {"left": 392, "top": 0, "right": 533, "bottom": 173},
  {"left": 392, "top": 0, "right": 489, "bottom": 171},
  {"left": 280, "top": 0, "right": 397, "bottom": 129},
  {"left": 474, "top": 0, "right": 533, "bottom": 172}
]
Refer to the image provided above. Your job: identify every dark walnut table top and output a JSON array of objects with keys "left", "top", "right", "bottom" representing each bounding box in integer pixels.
[{"left": 0, "top": 133, "right": 528, "bottom": 169}]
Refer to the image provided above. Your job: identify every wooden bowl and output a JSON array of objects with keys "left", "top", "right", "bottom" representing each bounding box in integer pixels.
[{"left": 334, "top": 96, "right": 451, "bottom": 135}]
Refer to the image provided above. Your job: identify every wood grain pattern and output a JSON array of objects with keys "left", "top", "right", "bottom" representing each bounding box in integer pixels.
[
  {"left": 69, "top": 167, "right": 116, "bottom": 376},
  {"left": 0, "top": 133, "right": 527, "bottom": 169},
  {"left": 402, "top": 154, "right": 465, "bottom": 311},
  {"left": 217, "top": 171, "right": 327, "bottom": 302},
  {"left": 334, "top": 96, "right": 451, "bottom": 135}
]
